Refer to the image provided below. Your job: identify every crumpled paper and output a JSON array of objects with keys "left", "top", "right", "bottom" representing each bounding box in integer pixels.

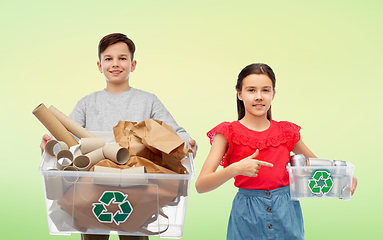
[{"left": 113, "top": 119, "right": 190, "bottom": 174}]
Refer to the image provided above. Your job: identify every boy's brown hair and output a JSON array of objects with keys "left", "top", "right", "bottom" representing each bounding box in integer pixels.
[{"left": 98, "top": 33, "right": 136, "bottom": 60}]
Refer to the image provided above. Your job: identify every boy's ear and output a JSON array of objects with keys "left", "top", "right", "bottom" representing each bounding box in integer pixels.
[
  {"left": 97, "top": 61, "right": 103, "bottom": 73},
  {"left": 131, "top": 60, "right": 137, "bottom": 72}
]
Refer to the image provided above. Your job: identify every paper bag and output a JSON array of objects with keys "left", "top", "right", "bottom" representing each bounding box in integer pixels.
[
  {"left": 58, "top": 176, "right": 180, "bottom": 233},
  {"left": 113, "top": 119, "right": 189, "bottom": 174}
]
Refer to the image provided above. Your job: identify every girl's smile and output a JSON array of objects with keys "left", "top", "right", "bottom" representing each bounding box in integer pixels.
[{"left": 238, "top": 74, "right": 275, "bottom": 118}]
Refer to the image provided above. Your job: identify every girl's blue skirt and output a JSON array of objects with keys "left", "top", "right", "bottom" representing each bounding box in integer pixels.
[{"left": 227, "top": 185, "right": 304, "bottom": 240}]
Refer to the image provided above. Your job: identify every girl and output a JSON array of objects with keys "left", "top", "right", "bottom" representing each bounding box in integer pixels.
[{"left": 195, "top": 63, "right": 357, "bottom": 240}]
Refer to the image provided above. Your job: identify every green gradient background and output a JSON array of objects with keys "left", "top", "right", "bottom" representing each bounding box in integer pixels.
[{"left": 1, "top": 0, "right": 382, "bottom": 239}]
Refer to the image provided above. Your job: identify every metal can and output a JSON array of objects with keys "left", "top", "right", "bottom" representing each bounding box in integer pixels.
[
  {"left": 290, "top": 175, "right": 312, "bottom": 199},
  {"left": 290, "top": 154, "right": 307, "bottom": 175},
  {"left": 333, "top": 160, "right": 347, "bottom": 175},
  {"left": 290, "top": 154, "right": 306, "bottom": 166},
  {"left": 306, "top": 158, "right": 333, "bottom": 166},
  {"left": 328, "top": 175, "right": 342, "bottom": 197}
]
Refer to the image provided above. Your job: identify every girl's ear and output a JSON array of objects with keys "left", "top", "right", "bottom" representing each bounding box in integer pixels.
[
  {"left": 237, "top": 91, "right": 243, "bottom": 101},
  {"left": 272, "top": 89, "right": 276, "bottom": 100}
]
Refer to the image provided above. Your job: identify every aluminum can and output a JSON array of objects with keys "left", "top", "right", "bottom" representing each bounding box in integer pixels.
[
  {"left": 328, "top": 175, "right": 342, "bottom": 197},
  {"left": 306, "top": 158, "right": 333, "bottom": 166},
  {"left": 333, "top": 160, "right": 347, "bottom": 175},
  {"left": 290, "top": 175, "right": 312, "bottom": 199},
  {"left": 290, "top": 154, "right": 306, "bottom": 166},
  {"left": 290, "top": 154, "right": 307, "bottom": 175}
]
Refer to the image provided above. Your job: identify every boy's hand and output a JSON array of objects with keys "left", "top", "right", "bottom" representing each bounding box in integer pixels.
[
  {"left": 40, "top": 134, "right": 51, "bottom": 155},
  {"left": 189, "top": 140, "right": 197, "bottom": 158},
  {"left": 232, "top": 149, "right": 273, "bottom": 177}
]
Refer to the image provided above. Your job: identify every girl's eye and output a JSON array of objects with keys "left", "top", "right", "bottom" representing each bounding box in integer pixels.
[{"left": 248, "top": 89, "right": 255, "bottom": 92}]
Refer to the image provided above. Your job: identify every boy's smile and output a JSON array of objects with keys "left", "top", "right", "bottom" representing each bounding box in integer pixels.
[{"left": 97, "top": 42, "right": 137, "bottom": 88}]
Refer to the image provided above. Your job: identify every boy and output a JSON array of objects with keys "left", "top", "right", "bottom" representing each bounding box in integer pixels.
[{"left": 41, "top": 33, "right": 196, "bottom": 240}]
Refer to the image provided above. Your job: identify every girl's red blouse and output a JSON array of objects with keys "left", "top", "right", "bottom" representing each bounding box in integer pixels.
[{"left": 207, "top": 120, "right": 301, "bottom": 191}]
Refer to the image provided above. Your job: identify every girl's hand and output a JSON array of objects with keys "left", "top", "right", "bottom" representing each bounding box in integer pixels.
[
  {"left": 231, "top": 149, "right": 273, "bottom": 177},
  {"left": 351, "top": 176, "right": 358, "bottom": 196}
]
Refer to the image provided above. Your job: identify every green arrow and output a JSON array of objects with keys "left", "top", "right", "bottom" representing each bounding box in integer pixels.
[
  {"left": 98, "top": 213, "right": 113, "bottom": 222},
  {"left": 100, "top": 192, "right": 114, "bottom": 205},
  {"left": 92, "top": 203, "right": 106, "bottom": 217},
  {"left": 119, "top": 201, "right": 132, "bottom": 214},
  {"left": 114, "top": 211, "right": 129, "bottom": 225},
  {"left": 322, "top": 171, "right": 329, "bottom": 179},
  {"left": 114, "top": 192, "right": 127, "bottom": 203},
  {"left": 312, "top": 186, "right": 321, "bottom": 194},
  {"left": 325, "top": 178, "right": 333, "bottom": 187},
  {"left": 309, "top": 180, "right": 316, "bottom": 189},
  {"left": 322, "top": 186, "right": 331, "bottom": 193},
  {"left": 313, "top": 171, "right": 322, "bottom": 181}
]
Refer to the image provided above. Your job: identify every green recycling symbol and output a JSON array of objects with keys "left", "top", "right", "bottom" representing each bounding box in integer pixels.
[
  {"left": 308, "top": 170, "right": 334, "bottom": 195},
  {"left": 92, "top": 191, "right": 133, "bottom": 225}
]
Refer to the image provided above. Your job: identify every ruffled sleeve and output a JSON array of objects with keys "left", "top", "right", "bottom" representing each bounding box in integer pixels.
[
  {"left": 279, "top": 121, "right": 301, "bottom": 151},
  {"left": 206, "top": 122, "right": 232, "bottom": 167}
]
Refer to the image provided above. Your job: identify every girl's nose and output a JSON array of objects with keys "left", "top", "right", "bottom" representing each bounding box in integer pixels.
[{"left": 255, "top": 91, "right": 263, "bottom": 100}]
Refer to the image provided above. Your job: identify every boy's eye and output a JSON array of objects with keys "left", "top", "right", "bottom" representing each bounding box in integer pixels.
[
  {"left": 120, "top": 57, "right": 127, "bottom": 60},
  {"left": 105, "top": 58, "right": 112, "bottom": 61}
]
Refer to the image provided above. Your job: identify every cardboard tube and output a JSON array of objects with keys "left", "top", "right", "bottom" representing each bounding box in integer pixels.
[
  {"left": 45, "top": 140, "right": 68, "bottom": 156},
  {"left": 85, "top": 147, "right": 105, "bottom": 166},
  {"left": 102, "top": 143, "right": 130, "bottom": 164},
  {"left": 92, "top": 165, "right": 120, "bottom": 187},
  {"left": 80, "top": 138, "right": 106, "bottom": 155},
  {"left": 48, "top": 105, "right": 96, "bottom": 139},
  {"left": 56, "top": 150, "right": 73, "bottom": 170},
  {"left": 44, "top": 169, "right": 64, "bottom": 200},
  {"left": 32, "top": 103, "right": 78, "bottom": 147},
  {"left": 120, "top": 166, "right": 148, "bottom": 187},
  {"left": 62, "top": 166, "right": 79, "bottom": 193},
  {"left": 73, "top": 155, "right": 91, "bottom": 171}
]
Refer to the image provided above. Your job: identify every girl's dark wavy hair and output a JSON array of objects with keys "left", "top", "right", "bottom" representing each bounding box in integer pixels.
[{"left": 235, "top": 63, "right": 276, "bottom": 120}]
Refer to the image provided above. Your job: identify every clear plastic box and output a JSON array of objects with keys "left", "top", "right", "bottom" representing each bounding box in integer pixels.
[
  {"left": 287, "top": 162, "right": 355, "bottom": 200},
  {"left": 38, "top": 132, "right": 195, "bottom": 238}
]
